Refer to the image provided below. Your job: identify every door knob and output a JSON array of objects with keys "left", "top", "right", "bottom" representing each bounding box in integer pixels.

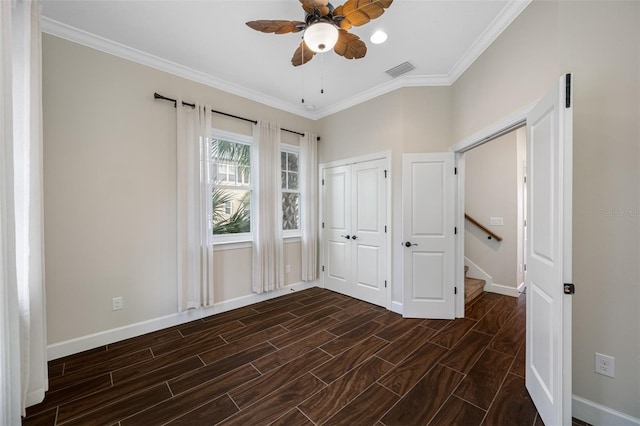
[
  {"left": 340, "top": 235, "right": 351, "bottom": 239},
  {"left": 404, "top": 241, "right": 418, "bottom": 247},
  {"left": 351, "top": 235, "right": 357, "bottom": 240}
]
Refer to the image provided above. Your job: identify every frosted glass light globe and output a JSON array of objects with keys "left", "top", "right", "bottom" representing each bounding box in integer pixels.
[{"left": 304, "top": 22, "right": 339, "bottom": 53}]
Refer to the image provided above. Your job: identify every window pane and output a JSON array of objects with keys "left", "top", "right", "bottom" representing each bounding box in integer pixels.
[
  {"left": 280, "top": 150, "right": 300, "bottom": 232},
  {"left": 282, "top": 192, "right": 299, "bottom": 230},
  {"left": 212, "top": 139, "right": 250, "bottom": 188},
  {"left": 239, "top": 166, "right": 250, "bottom": 186},
  {"left": 288, "top": 153, "right": 298, "bottom": 172},
  {"left": 212, "top": 188, "right": 251, "bottom": 234},
  {"left": 236, "top": 143, "right": 250, "bottom": 166},
  {"left": 211, "top": 133, "right": 252, "bottom": 238},
  {"left": 288, "top": 172, "right": 298, "bottom": 190}
]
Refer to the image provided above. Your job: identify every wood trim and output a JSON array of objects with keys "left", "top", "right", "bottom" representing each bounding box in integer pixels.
[{"left": 464, "top": 214, "right": 503, "bottom": 241}]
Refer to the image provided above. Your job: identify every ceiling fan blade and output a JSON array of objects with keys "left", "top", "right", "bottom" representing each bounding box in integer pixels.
[
  {"left": 299, "top": 0, "right": 331, "bottom": 17},
  {"left": 333, "top": 30, "right": 367, "bottom": 60},
  {"left": 246, "top": 20, "right": 305, "bottom": 34},
  {"left": 291, "top": 41, "right": 317, "bottom": 66},
  {"left": 335, "top": 0, "right": 393, "bottom": 30}
]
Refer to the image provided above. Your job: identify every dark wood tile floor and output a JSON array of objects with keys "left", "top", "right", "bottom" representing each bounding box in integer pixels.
[{"left": 24, "top": 287, "right": 543, "bottom": 426}]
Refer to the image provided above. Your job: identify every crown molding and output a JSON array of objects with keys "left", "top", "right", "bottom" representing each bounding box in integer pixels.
[
  {"left": 312, "top": 74, "right": 450, "bottom": 119},
  {"left": 41, "top": 17, "right": 317, "bottom": 120},
  {"left": 447, "top": 0, "right": 532, "bottom": 83},
  {"left": 41, "top": 0, "right": 531, "bottom": 121}
]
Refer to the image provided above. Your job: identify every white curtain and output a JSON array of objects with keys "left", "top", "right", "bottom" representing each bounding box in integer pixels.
[
  {"left": 1, "top": 0, "right": 48, "bottom": 421},
  {"left": 300, "top": 132, "right": 318, "bottom": 281},
  {"left": 252, "top": 121, "right": 284, "bottom": 293},
  {"left": 176, "top": 102, "right": 214, "bottom": 311},
  {"left": 1, "top": 1, "right": 22, "bottom": 421}
]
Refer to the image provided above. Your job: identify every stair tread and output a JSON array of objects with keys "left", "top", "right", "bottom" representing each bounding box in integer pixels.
[{"left": 465, "top": 277, "right": 485, "bottom": 304}]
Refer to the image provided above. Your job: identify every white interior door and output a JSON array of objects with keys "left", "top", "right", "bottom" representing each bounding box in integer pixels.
[
  {"left": 351, "top": 159, "right": 387, "bottom": 306},
  {"left": 402, "top": 153, "right": 456, "bottom": 318},
  {"left": 323, "top": 165, "right": 352, "bottom": 294},
  {"left": 322, "top": 158, "right": 388, "bottom": 307},
  {"left": 525, "top": 73, "right": 573, "bottom": 426}
]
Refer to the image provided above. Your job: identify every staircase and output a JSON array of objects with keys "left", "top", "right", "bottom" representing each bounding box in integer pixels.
[{"left": 464, "top": 265, "right": 485, "bottom": 304}]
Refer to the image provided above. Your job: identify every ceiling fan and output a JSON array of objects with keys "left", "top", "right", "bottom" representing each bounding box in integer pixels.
[{"left": 246, "top": 0, "right": 393, "bottom": 67}]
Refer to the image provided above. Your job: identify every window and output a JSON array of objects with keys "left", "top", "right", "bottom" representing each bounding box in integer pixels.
[
  {"left": 281, "top": 147, "right": 300, "bottom": 234},
  {"left": 217, "top": 163, "right": 236, "bottom": 184},
  {"left": 211, "top": 131, "right": 252, "bottom": 240},
  {"left": 210, "top": 131, "right": 302, "bottom": 244},
  {"left": 224, "top": 201, "right": 233, "bottom": 215}
]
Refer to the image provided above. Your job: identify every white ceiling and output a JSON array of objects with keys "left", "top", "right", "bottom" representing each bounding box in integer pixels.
[{"left": 40, "top": 0, "right": 531, "bottom": 120}]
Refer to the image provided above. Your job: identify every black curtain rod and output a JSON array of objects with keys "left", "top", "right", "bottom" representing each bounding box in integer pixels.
[{"left": 154, "top": 93, "right": 319, "bottom": 140}]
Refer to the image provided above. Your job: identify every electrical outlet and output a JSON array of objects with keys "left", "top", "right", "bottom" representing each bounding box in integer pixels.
[
  {"left": 112, "top": 297, "right": 123, "bottom": 311},
  {"left": 285, "top": 264, "right": 291, "bottom": 273},
  {"left": 595, "top": 352, "right": 615, "bottom": 378}
]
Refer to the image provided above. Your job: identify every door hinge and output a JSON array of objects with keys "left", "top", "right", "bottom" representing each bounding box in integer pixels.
[
  {"left": 564, "top": 283, "right": 575, "bottom": 295},
  {"left": 565, "top": 73, "right": 572, "bottom": 108},
  {"left": 524, "top": 264, "right": 527, "bottom": 272},
  {"left": 384, "top": 170, "right": 388, "bottom": 178},
  {"left": 454, "top": 167, "right": 457, "bottom": 175},
  {"left": 322, "top": 222, "right": 325, "bottom": 229},
  {"left": 454, "top": 287, "right": 457, "bottom": 295},
  {"left": 524, "top": 176, "right": 527, "bottom": 184},
  {"left": 384, "top": 225, "right": 387, "bottom": 233},
  {"left": 322, "top": 265, "right": 325, "bottom": 272},
  {"left": 322, "top": 178, "right": 325, "bottom": 185},
  {"left": 385, "top": 280, "right": 387, "bottom": 288},
  {"left": 524, "top": 219, "right": 527, "bottom": 227},
  {"left": 454, "top": 227, "right": 457, "bottom": 235}
]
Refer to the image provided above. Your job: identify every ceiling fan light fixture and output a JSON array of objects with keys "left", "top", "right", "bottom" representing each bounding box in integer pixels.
[{"left": 303, "top": 22, "right": 339, "bottom": 53}]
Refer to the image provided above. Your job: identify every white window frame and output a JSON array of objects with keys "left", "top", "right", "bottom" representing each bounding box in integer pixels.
[
  {"left": 281, "top": 143, "right": 301, "bottom": 238},
  {"left": 211, "top": 129, "right": 253, "bottom": 245}
]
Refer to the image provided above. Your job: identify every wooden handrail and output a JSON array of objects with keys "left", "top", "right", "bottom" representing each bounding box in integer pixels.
[{"left": 465, "top": 214, "right": 503, "bottom": 241}]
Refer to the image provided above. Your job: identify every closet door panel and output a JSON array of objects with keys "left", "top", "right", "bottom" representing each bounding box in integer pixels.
[
  {"left": 351, "top": 159, "right": 387, "bottom": 306},
  {"left": 323, "top": 165, "right": 352, "bottom": 293},
  {"left": 322, "top": 158, "right": 388, "bottom": 308}
]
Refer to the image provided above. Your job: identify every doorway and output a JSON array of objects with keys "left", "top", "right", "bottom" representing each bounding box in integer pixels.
[
  {"left": 451, "top": 74, "right": 573, "bottom": 425},
  {"left": 451, "top": 107, "right": 531, "bottom": 317},
  {"left": 461, "top": 127, "right": 527, "bottom": 305}
]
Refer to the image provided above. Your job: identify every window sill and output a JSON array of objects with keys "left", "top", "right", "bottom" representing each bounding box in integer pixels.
[
  {"left": 212, "top": 240, "right": 252, "bottom": 251},
  {"left": 212, "top": 235, "right": 300, "bottom": 252}
]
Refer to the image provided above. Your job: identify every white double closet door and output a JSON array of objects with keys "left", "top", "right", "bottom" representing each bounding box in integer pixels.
[{"left": 321, "top": 157, "right": 388, "bottom": 307}]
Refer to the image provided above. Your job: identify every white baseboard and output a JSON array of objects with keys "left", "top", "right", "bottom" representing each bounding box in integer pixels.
[
  {"left": 573, "top": 395, "right": 640, "bottom": 426},
  {"left": 517, "top": 281, "right": 525, "bottom": 293},
  {"left": 464, "top": 257, "right": 520, "bottom": 298},
  {"left": 390, "top": 301, "right": 403, "bottom": 315},
  {"left": 486, "top": 282, "right": 520, "bottom": 298},
  {"left": 47, "top": 281, "right": 318, "bottom": 361}
]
